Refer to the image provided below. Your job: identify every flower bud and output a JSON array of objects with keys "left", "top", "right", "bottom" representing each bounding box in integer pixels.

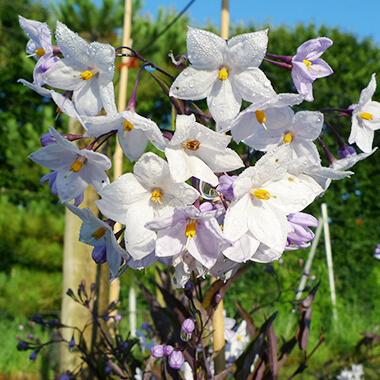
[
  {"left": 181, "top": 318, "right": 195, "bottom": 334},
  {"left": 168, "top": 351, "right": 185, "bottom": 369},
  {"left": 69, "top": 335, "right": 76, "bottom": 348},
  {"left": 92, "top": 245, "right": 107, "bottom": 264},
  {"left": 163, "top": 345, "right": 174, "bottom": 356},
  {"left": 29, "top": 350, "right": 39, "bottom": 361},
  {"left": 40, "top": 132, "right": 58, "bottom": 147},
  {"left": 150, "top": 344, "right": 164, "bottom": 358},
  {"left": 184, "top": 282, "right": 194, "bottom": 301}
]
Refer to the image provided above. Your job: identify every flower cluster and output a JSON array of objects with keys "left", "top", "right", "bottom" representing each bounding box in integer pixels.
[{"left": 19, "top": 18, "right": 379, "bottom": 286}]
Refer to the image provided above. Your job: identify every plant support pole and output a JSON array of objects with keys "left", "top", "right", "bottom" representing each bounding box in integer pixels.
[{"left": 321, "top": 203, "right": 338, "bottom": 321}]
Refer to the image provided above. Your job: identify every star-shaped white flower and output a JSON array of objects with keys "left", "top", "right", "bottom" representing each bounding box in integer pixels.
[
  {"left": 241, "top": 110, "right": 324, "bottom": 166},
  {"left": 96, "top": 152, "right": 200, "bottom": 260},
  {"left": 42, "top": 21, "right": 117, "bottom": 116},
  {"left": 83, "top": 110, "right": 167, "bottom": 162},
  {"left": 169, "top": 27, "right": 276, "bottom": 126},
  {"left": 223, "top": 145, "right": 323, "bottom": 255},
  {"left": 29, "top": 126, "right": 111, "bottom": 203},
  {"left": 165, "top": 114, "right": 243, "bottom": 186},
  {"left": 348, "top": 74, "right": 380, "bottom": 153}
]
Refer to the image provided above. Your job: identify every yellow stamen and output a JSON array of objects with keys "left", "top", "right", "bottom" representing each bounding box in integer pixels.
[
  {"left": 255, "top": 110, "right": 266, "bottom": 124},
  {"left": 303, "top": 59, "right": 312, "bottom": 70},
  {"left": 151, "top": 190, "right": 163, "bottom": 204},
  {"left": 184, "top": 219, "right": 197, "bottom": 251},
  {"left": 186, "top": 140, "right": 200, "bottom": 151},
  {"left": 283, "top": 132, "right": 294, "bottom": 144},
  {"left": 35, "top": 48, "right": 45, "bottom": 57},
  {"left": 91, "top": 227, "right": 107, "bottom": 240},
  {"left": 252, "top": 189, "right": 271, "bottom": 200},
  {"left": 123, "top": 120, "right": 134, "bottom": 131},
  {"left": 79, "top": 70, "right": 95, "bottom": 81},
  {"left": 70, "top": 156, "right": 87, "bottom": 172},
  {"left": 56, "top": 106, "right": 63, "bottom": 114},
  {"left": 237, "top": 335, "right": 242, "bottom": 341},
  {"left": 360, "top": 112, "right": 373, "bottom": 121},
  {"left": 218, "top": 68, "right": 228, "bottom": 81},
  {"left": 255, "top": 110, "right": 268, "bottom": 131}
]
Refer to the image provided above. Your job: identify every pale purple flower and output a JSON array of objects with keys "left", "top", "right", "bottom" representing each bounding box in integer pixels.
[
  {"left": 291, "top": 37, "right": 333, "bottom": 102},
  {"left": 181, "top": 318, "right": 195, "bottom": 334},
  {"left": 286, "top": 212, "right": 319, "bottom": 251},
  {"left": 374, "top": 244, "right": 380, "bottom": 260},
  {"left": 65, "top": 203, "right": 127, "bottom": 276},
  {"left": 168, "top": 351, "right": 185, "bottom": 370},
  {"left": 18, "top": 16, "right": 59, "bottom": 85},
  {"left": 30, "top": 126, "right": 111, "bottom": 203},
  {"left": 145, "top": 206, "right": 232, "bottom": 269}
]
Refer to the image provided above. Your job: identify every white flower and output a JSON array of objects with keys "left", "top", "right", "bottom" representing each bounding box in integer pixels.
[
  {"left": 42, "top": 21, "right": 117, "bottom": 116},
  {"left": 165, "top": 114, "right": 243, "bottom": 186},
  {"left": 65, "top": 203, "right": 127, "bottom": 276},
  {"left": 223, "top": 145, "right": 323, "bottom": 256},
  {"left": 169, "top": 27, "right": 275, "bottom": 126},
  {"left": 96, "top": 153, "right": 199, "bottom": 260},
  {"left": 29, "top": 126, "right": 111, "bottom": 203},
  {"left": 239, "top": 109, "right": 324, "bottom": 166},
  {"left": 349, "top": 74, "right": 380, "bottom": 153},
  {"left": 83, "top": 110, "right": 167, "bottom": 161}
]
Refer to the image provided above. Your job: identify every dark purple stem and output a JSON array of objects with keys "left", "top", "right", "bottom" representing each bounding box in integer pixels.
[
  {"left": 87, "top": 130, "right": 118, "bottom": 152},
  {"left": 127, "top": 63, "right": 151, "bottom": 111},
  {"left": 116, "top": 46, "right": 175, "bottom": 80},
  {"left": 318, "top": 137, "right": 337, "bottom": 165},
  {"left": 263, "top": 58, "right": 292, "bottom": 71},
  {"left": 266, "top": 52, "right": 293, "bottom": 65}
]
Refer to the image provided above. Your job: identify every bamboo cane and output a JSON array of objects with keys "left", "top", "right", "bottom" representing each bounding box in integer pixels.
[
  {"left": 212, "top": 0, "right": 230, "bottom": 374},
  {"left": 108, "top": 0, "right": 133, "bottom": 334}
]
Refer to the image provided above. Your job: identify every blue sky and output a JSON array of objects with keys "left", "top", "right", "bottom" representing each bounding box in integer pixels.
[{"left": 140, "top": 0, "right": 380, "bottom": 45}]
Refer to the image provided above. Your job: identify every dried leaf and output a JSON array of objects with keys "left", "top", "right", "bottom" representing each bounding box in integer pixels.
[
  {"left": 212, "top": 367, "right": 232, "bottom": 380},
  {"left": 236, "top": 301, "right": 256, "bottom": 339},
  {"left": 267, "top": 325, "right": 279, "bottom": 378},
  {"left": 234, "top": 312, "right": 278, "bottom": 380}
]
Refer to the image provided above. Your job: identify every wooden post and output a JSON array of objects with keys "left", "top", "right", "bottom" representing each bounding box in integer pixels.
[
  {"left": 321, "top": 203, "right": 338, "bottom": 321},
  {"left": 108, "top": 0, "right": 133, "bottom": 334},
  {"left": 212, "top": 1, "right": 230, "bottom": 374}
]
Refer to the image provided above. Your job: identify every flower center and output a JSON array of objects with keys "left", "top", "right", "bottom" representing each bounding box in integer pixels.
[
  {"left": 184, "top": 219, "right": 197, "bottom": 251},
  {"left": 218, "top": 68, "right": 229, "bottom": 81},
  {"left": 151, "top": 189, "right": 163, "bottom": 204},
  {"left": 186, "top": 140, "right": 200, "bottom": 151},
  {"left": 70, "top": 155, "right": 87, "bottom": 172},
  {"left": 35, "top": 48, "right": 45, "bottom": 57},
  {"left": 91, "top": 227, "right": 107, "bottom": 240},
  {"left": 250, "top": 188, "right": 271, "bottom": 200},
  {"left": 303, "top": 59, "right": 312, "bottom": 70},
  {"left": 360, "top": 112, "right": 373, "bottom": 121},
  {"left": 283, "top": 131, "right": 294, "bottom": 143}
]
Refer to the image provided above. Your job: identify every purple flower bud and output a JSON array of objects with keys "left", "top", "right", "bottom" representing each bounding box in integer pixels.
[
  {"left": 216, "top": 174, "right": 237, "bottom": 201},
  {"left": 59, "top": 374, "right": 70, "bottom": 380},
  {"left": 337, "top": 144, "right": 357, "bottom": 159},
  {"left": 304, "top": 269, "right": 310, "bottom": 276},
  {"left": 17, "top": 340, "right": 30, "bottom": 351},
  {"left": 69, "top": 335, "right": 75, "bottom": 348},
  {"left": 92, "top": 245, "right": 107, "bottom": 264},
  {"left": 181, "top": 319, "right": 195, "bottom": 334},
  {"left": 18, "top": 325, "right": 25, "bottom": 331},
  {"left": 40, "top": 132, "right": 58, "bottom": 146},
  {"left": 184, "top": 282, "right": 194, "bottom": 300},
  {"left": 168, "top": 351, "right": 185, "bottom": 370},
  {"left": 163, "top": 345, "right": 174, "bottom": 356},
  {"left": 29, "top": 350, "right": 39, "bottom": 361},
  {"left": 114, "top": 314, "right": 122, "bottom": 322},
  {"left": 151, "top": 344, "right": 164, "bottom": 358}
]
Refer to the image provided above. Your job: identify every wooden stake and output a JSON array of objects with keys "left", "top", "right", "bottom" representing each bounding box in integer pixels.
[
  {"left": 212, "top": 1, "right": 230, "bottom": 374},
  {"left": 108, "top": 0, "right": 133, "bottom": 335}
]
